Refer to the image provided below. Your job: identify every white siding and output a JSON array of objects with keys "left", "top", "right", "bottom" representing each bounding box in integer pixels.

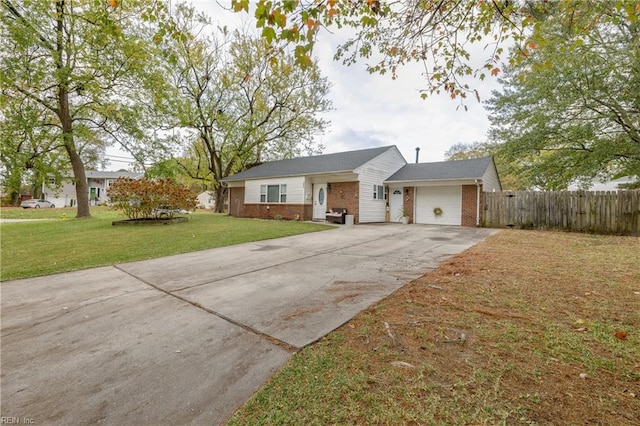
[
  {"left": 355, "top": 147, "right": 406, "bottom": 223},
  {"left": 415, "top": 186, "right": 462, "bottom": 225},
  {"left": 482, "top": 161, "right": 502, "bottom": 192},
  {"left": 244, "top": 176, "right": 306, "bottom": 204}
]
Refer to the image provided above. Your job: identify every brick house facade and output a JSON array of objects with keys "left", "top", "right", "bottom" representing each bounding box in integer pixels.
[{"left": 223, "top": 146, "right": 501, "bottom": 227}]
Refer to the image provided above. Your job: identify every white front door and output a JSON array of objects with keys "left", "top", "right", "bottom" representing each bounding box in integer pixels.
[
  {"left": 313, "top": 184, "right": 327, "bottom": 220},
  {"left": 389, "top": 187, "right": 404, "bottom": 222}
]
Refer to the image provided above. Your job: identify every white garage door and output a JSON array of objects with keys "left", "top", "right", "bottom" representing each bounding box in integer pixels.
[{"left": 415, "top": 186, "right": 462, "bottom": 225}]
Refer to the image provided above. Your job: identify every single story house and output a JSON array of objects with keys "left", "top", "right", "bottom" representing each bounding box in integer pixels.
[
  {"left": 222, "top": 145, "right": 501, "bottom": 226},
  {"left": 197, "top": 190, "right": 216, "bottom": 209},
  {"left": 43, "top": 170, "right": 143, "bottom": 207}
]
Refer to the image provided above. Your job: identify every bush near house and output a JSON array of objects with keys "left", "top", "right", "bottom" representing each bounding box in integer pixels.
[{"left": 107, "top": 178, "right": 197, "bottom": 220}]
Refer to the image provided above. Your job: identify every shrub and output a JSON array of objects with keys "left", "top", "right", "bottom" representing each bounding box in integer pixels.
[{"left": 107, "top": 178, "right": 197, "bottom": 220}]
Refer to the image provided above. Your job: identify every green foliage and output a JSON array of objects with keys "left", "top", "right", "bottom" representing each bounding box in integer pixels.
[
  {"left": 487, "top": 1, "right": 640, "bottom": 189},
  {"left": 107, "top": 178, "right": 197, "bottom": 220},
  {"left": 1, "top": 0, "right": 171, "bottom": 217},
  {"left": 157, "top": 4, "right": 331, "bottom": 212},
  {"left": 444, "top": 142, "right": 530, "bottom": 190},
  {"left": 233, "top": 1, "right": 636, "bottom": 104}
]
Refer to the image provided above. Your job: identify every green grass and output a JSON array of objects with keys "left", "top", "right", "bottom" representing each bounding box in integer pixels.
[{"left": 0, "top": 207, "right": 331, "bottom": 281}]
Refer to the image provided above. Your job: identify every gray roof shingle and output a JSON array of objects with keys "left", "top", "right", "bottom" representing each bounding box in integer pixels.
[
  {"left": 385, "top": 157, "right": 493, "bottom": 182},
  {"left": 223, "top": 146, "right": 399, "bottom": 181},
  {"left": 86, "top": 171, "right": 142, "bottom": 179}
]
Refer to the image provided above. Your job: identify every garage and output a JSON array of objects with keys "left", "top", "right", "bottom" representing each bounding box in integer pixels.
[{"left": 415, "top": 186, "right": 462, "bottom": 225}]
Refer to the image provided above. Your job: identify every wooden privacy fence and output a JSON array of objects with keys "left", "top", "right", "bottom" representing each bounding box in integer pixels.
[{"left": 483, "top": 190, "right": 640, "bottom": 235}]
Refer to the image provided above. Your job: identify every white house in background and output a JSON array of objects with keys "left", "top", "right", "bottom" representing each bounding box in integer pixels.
[
  {"left": 42, "top": 170, "right": 142, "bottom": 207},
  {"left": 568, "top": 176, "right": 636, "bottom": 191},
  {"left": 222, "top": 145, "right": 502, "bottom": 226},
  {"left": 197, "top": 191, "right": 216, "bottom": 209}
]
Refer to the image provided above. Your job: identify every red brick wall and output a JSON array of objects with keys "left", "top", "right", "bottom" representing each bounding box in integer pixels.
[
  {"left": 461, "top": 184, "right": 482, "bottom": 227},
  {"left": 327, "top": 181, "right": 359, "bottom": 224},
  {"left": 228, "top": 187, "right": 245, "bottom": 217},
  {"left": 227, "top": 187, "right": 312, "bottom": 221},
  {"left": 403, "top": 187, "right": 414, "bottom": 224},
  {"left": 242, "top": 203, "right": 310, "bottom": 221}
]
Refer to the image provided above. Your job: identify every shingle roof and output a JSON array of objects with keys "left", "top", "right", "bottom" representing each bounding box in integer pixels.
[
  {"left": 223, "top": 146, "right": 399, "bottom": 181},
  {"left": 86, "top": 170, "right": 142, "bottom": 179},
  {"left": 385, "top": 157, "right": 493, "bottom": 182}
]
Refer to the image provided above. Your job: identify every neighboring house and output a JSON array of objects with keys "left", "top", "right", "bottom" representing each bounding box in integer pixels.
[
  {"left": 222, "top": 146, "right": 501, "bottom": 226},
  {"left": 568, "top": 176, "right": 637, "bottom": 191},
  {"left": 197, "top": 191, "right": 216, "bottom": 209},
  {"left": 42, "top": 170, "right": 143, "bottom": 207}
]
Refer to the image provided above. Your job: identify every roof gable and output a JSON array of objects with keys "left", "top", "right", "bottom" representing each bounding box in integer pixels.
[
  {"left": 385, "top": 157, "right": 494, "bottom": 182},
  {"left": 223, "top": 146, "right": 400, "bottom": 181}
]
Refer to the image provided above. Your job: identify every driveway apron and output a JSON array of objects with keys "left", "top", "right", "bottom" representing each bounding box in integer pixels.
[{"left": 1, "top": 224, "right": 496, "bottom": 425}]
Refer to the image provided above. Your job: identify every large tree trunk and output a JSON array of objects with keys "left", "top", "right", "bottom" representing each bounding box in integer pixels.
[
  {"left": 214, "top": 185, "right": 227, "bottom": 213},
  {"left": 55, "top": 0, "right": 90, "bottom": 218},
  {"left": 65, "top": 140, "right": 91, "bottom": 218},
  {"left": 59, "top": 79, "right": 90, "bottom": 218}
]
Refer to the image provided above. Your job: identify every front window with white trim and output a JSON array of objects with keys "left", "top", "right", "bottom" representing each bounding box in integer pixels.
[
  {"left": 260, "top": 184, "right": 287, "bottom": 203},
  {"left": 373, "top": 184, "right": 385, "bottom": 200}
]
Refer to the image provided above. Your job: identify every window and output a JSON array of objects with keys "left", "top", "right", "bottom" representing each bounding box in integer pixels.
[
  {"left": 260, "top": 184, "right": 287, "bottom": 203},
  {"left": 373, "top": 184, "right": 385, "bottom": 200}
]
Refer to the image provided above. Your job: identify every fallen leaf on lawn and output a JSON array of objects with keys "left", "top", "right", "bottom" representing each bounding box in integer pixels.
[
  {"left": 575, "top": 319, "right": 585, "bottom": 324},
  {"left": 348, "top": 323, "right": 356, "bottom": 329},
  {"left": 391, "top": 361, "right": 415, "bottom": 369},
  {"left": 579, "top": 373, "right": 589, "bottom": 379},
  {"left": 614, "top": 331, "right": 628, "bottom": 340},
  {"left": 575, "top": 327, "right": 589, "bottom": 332}
]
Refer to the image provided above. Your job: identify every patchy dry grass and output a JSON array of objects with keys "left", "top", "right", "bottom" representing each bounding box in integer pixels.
[{"left": 228, "top": 230, "right": 640, "bottom": 425}]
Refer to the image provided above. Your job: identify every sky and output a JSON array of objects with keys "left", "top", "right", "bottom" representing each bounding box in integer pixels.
[{"left": 105, "top": 1, "right": 504, "bottom": 169}]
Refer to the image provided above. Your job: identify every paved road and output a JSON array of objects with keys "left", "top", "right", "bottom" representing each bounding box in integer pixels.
[{"left": 1, "top": 224, "right": 496, "bottom": 425}]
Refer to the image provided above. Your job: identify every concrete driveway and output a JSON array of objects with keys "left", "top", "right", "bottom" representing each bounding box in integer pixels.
[{"left": 1, "top": 224, "right": 495, "bottom": 425}]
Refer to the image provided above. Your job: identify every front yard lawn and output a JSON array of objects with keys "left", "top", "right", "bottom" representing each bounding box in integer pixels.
[{"left": 0, "top": 208, "right": 331, "bottom": 281}]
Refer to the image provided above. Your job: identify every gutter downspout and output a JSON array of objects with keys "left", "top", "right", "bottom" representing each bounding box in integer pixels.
[{"left": 475, "top": 179, "right": 481, "bottom": 227}]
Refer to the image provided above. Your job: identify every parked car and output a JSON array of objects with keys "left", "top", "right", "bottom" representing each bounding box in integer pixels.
[
  {"left": 21, "top": 199, "right": 55, "bottom": 209},
  {"left": 151, "top": 206, "right": 190, "bottom": 218}
]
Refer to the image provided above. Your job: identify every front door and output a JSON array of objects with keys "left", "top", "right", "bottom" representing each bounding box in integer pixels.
[
  {"left": 313, "top": 184, "right": 327, "bottom": 220},
  {"left": 389, "top": 187, "right": 403, "bottom": 222}
]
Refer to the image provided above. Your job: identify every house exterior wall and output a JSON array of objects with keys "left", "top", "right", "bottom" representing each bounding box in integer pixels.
[
  {"left": 404, "top": 187, "right": 415, "bottom": 224},
  {"left": 244, "top": 176, "right": 307, "bottom": 204},
  {"left": 482, "top": 164, "right": 502, "bottom": 192},
  {"left": 356, "top": 148, "right": 406, "bottom": 223},
  {"left": 43, "top": 180, "right": 77, "bottom": 207},
  {"left": 229, "top": 186, "right": 311, "bottom": 220},
  {"left": 228, "top": 187, "right": 246, "bottom": 217},
  {"left": 461, "top": 184, "right": 483, "bottom": 227},
  {"left": 43, "top": 174, "right": 138, "bottom": 207},
  {"left": 326, "top": 181, "right": 359, "bottom": 224}
]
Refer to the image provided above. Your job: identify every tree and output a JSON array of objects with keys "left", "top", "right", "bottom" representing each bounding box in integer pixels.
[
  {"left": 1, "top": 0, "right": 165, "bottom": 217},
  {"left": 0, "top": 94, "right": 67, "bottom": 204},
  {"left": 231, "top": 1, "right": 636, "bottom": 103},
  {"left": 444, "top": 141, "right": 529, "bottom": 189},
  {"left": 486, "top": 2, "right": 640, "bottom": 189},
  {"left": 161, "top": 4, "right": 331, "bottom": 212}
]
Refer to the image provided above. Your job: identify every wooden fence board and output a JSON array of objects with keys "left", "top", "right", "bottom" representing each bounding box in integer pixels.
[{"left": 483, "top": 190, "right": 640, "bottom": 235}]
